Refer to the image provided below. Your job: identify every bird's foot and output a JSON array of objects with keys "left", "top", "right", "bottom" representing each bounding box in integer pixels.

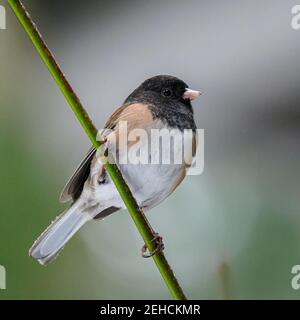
[{"left": 141, "top": 232, "right": 164, "bottom": 258}]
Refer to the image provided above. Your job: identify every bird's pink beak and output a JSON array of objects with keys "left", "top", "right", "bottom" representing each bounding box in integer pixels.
[{"left": 183, "top": 88, "right": 201, "bottom": 101}]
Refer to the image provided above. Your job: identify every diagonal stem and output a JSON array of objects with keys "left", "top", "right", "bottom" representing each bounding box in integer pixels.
[{"left": 7, "top": 0, "right": 187, "bottom": 300}]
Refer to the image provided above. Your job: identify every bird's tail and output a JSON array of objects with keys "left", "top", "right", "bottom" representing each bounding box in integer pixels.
[{"left": 29, "top": 202, "right": 91, "bottom": 265}]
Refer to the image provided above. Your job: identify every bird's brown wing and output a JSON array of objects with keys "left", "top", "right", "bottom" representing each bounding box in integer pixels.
[
  {"left": 59, "top": 103, "right": 153, "bottom": 203},
  {"left": 105, "top": 103, "right": 153, "bottom": 133}
]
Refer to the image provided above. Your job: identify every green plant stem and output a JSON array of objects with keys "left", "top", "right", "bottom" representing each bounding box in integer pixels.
[{"left": 8, "top": 0, "right": 187, "bottom": 300}]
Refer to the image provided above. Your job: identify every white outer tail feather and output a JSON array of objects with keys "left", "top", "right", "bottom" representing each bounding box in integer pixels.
[{"left": 29, "top": 202, "right": 91, "bottom": 265}]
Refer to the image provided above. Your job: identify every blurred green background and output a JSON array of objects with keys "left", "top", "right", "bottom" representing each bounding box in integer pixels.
[{"left": 1, "top": 0, "right": 300, "bottom": 299}]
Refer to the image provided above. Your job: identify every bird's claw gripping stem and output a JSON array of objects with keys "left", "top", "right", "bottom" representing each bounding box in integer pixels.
[{"left": 141, "top": 232, "right": 164, "bottom": 258}]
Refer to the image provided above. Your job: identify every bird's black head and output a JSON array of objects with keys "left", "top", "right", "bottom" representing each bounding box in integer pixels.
[
  {"left": 124, "top": 75, "right": 200, "bottom": 109},
  {"left": 124, "top": 75, "right": 200, "bottom": 130}
]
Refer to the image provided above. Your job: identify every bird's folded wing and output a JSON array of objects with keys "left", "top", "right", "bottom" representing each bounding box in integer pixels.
[{"left": 59, "top": 147, "right": 96, "bottom": 203}]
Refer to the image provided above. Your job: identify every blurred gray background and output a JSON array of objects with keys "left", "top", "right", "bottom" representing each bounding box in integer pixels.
[{"left": 1, "top": 0, "right": 300, "bottom": 299}]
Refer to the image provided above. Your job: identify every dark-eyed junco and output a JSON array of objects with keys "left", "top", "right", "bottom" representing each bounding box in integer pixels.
[{"left": 29, "top": 75, "right": 201, "bottom": 265}]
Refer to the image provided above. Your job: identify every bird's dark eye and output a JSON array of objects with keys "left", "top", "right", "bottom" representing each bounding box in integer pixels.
[{"left": 162, "top": 88, "right": 172, "bottom": 97}]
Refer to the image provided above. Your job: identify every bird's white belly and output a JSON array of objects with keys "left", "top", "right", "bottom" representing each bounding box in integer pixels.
[
  {"left": 117, "top": 127, "right": 187, "bottom": 209},
  {"left": 119, "top": 163, "right": 183, "bottom": 209}
]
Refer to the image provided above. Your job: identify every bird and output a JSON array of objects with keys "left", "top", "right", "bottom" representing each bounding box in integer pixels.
[{"left": 29, "top": 75, "right": 201, "bottom": 265}]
